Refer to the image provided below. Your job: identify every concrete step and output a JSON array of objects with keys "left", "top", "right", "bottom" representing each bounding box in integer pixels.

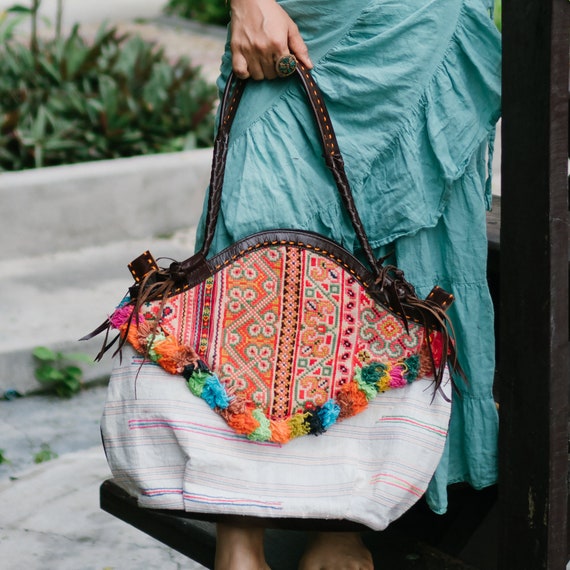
[
  {"left": 0, "top": 149, "right": 212, "bottom": 261},
  {"left": 0, "top": 221, "right": 201, "bottom": 395},
  {"left": 0, "top": 10, "right": 227, "bottom": 395}
]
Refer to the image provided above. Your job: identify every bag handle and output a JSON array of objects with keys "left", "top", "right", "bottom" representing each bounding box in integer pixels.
[{"left": 199, "top": 64, "right": 381, "bottom": 277}]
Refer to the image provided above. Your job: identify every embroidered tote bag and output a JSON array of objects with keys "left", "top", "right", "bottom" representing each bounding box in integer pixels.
[{"left": 85, "top": 66, "right": 459, "bottom": 445}]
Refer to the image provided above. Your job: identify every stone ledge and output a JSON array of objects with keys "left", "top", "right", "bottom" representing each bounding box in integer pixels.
[
  {"left": 0, "top": 218, "right": 199, "bottom": 395},
  {"left": 0, "top": 149, "right": 211, "bottom": 261}
]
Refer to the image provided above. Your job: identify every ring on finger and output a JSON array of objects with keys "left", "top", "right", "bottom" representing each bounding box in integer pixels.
[{"left": 275, "top": 54, "right": 297, "bottom": 78}]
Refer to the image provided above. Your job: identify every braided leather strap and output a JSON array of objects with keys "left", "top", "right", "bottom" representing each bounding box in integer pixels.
[{"left": 199, "top": 66, "right": 380, "bottom": 276}]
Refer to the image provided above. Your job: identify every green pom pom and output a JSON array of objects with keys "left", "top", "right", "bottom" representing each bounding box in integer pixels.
[
  {"left": 147, "top": 331, "right": 166, "bottom": 361},
  {"left": 404, "top": 355, "right": 421, "bottom": 383},
  {"left": 187, "top": 370, "right": 209, "bottom": 396},
  {"left": 289, "top": 413, "right": 311, "bottom": 438},
  {"left": 247, "top": 409, "right": 272, "bottom": 442},
  {"left": 361, "top": 362, "right": 388, "bottom": 385},
  {"left": 355, "top": 374, "right": 378, "bottom": 401}
]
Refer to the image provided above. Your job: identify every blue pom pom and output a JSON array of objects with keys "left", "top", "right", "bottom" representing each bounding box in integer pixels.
[
  {"left": 117, "top": 294, "right": 131, "bottom": 308},
  {"left": 201, "top": 374, "right": 231, "bottom": 409},
  {"left": 318, "top": 399, "right": 340, "bottom": 429}
]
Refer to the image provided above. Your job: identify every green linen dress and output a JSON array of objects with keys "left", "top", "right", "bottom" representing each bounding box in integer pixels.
[{"left": 196, "top": 0, "right": 501, "bottom": 514}]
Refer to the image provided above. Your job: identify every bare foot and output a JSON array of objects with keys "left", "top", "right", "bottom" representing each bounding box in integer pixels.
[
  {"left": 215, "top": 522, "right": 271, "bottom": 570},
  {"left": 298, "top": 532, "right": 374, "bottom": 570}
]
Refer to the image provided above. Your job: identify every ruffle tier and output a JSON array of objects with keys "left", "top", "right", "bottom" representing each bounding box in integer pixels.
[
  {"left": 200, "top": 0, "right": 501, "bottom": 255},
  {"left": 392, "top": 161, "right": 500, "bottom": 512}
]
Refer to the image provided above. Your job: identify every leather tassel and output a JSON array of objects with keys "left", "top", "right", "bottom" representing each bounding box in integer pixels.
[{"left": 79, "top": 318, "right": 120, "bottom": 362}]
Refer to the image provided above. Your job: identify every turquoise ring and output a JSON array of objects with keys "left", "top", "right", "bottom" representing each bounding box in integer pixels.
[{"left": 275, "top": 54, "right": 297, "bottom": 78}]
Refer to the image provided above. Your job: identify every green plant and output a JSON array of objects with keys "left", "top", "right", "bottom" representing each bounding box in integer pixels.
[
  {"left": 33, "top": 443, "right": 58, "bottom": 463},
  {"left": 0, "top": 449, "right": 10, "bottom": 465},
  {"left": 0, "top": 1, "right": 217, "bottom": 171},
  {"left": 32, "top": 346, "right": 92, "bottom": 398},
  {"left": 164, "top": 0, "right": 229, "bottom": 26},
  {"left": 493, "top": 0, "right": 502, "bottom": 32}
]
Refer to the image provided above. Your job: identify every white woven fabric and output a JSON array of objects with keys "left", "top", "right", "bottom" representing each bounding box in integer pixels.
[{"left": 101, "top": 347, "right": 451, "bottom": 531}]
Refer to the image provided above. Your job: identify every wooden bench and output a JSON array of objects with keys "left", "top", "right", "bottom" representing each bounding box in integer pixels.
[{"left": 100, "top": 478, "right": 497, "bottom": 569}]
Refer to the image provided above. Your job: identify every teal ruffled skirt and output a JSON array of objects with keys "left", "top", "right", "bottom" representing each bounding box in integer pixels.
[{"left": 197, "top": 0, "right": 502, "bottom": 514}]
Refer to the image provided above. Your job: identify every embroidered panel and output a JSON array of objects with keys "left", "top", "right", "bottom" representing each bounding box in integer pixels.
[{"left": 115, "top": 244, "right": 435, "bottom": 444}]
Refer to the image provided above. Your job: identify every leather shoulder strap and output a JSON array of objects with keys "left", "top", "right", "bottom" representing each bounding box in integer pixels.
[{"left": 198, "top": 65, "right": 380, "bottom": 277}]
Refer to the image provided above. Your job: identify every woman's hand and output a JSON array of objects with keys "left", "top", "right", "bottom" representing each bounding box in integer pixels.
[{"left": 229, "top": 0, "right": 313, "bottom": 80}]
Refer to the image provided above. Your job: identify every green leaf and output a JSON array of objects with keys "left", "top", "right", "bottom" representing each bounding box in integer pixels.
[
  {"left": 38, "top": 57, "right": 61, "bottom": 84},
  {"left": 32, "top": 346, "right": 57, "bottom": 361},
  {"left": 0, "top": 449, "right": 11, "bottom": 465},
  {"left": 0, "top": 9, "right": 216, "bottom": 171},
  {"left": 34, "top": 444, "right": 58, "bottom": 463},
  {"left": 0, "top": 14, "right": 26, "bottom": 43},
  {"left": 6, "top": 5, "right": 34, "bottom": 14},
  {"left": 98, "top": 75, "right": 119, "bottom": 118},
  {"left": 43, "top": 138, "right": 81, "bottom": 151},
  {"left": 62, "top": 365, "right": 83, "bottom": 380},
  {"left": 31, "top": 105, "right": 48, "bottom": 140},
  {"left": 56, "top": 378, "right": 80, "bottom": 397},
  {"left": 35, "top": 364, "right": 65, "bottom": 383}
]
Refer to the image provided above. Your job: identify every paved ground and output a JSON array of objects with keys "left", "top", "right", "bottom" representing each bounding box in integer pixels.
[{"left": 0, "top": 385, "right": 205, "bottom": 570}]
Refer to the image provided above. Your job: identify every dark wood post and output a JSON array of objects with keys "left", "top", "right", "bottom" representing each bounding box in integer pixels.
[{"left": 500, "top": 0, "right": 569, "bottom": 568}]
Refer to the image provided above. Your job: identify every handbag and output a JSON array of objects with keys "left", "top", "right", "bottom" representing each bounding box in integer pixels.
[{"left": 85, "top": 65, "right": 459, "bottom": 445}]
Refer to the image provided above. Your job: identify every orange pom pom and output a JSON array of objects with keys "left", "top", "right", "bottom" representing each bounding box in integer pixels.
[
  {"left": 336, "top": 382, "right": 368, "bottom": 419},
  {"left": 152, "top": 336, "right": 181, "bottom": 374},
  {"left": 269, "top": 419, "right": 291, "bottom": 444},
  {"left": 151, "top": 336, "right": 197, "bottom": 375},
  {"left": 123, "top": 322, "right": 142, "bottom": 352},
  {"left": 226, "top": 412, "right": 260, "bottom": 435}
]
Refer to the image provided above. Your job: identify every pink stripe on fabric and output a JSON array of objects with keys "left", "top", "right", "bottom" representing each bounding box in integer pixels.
[
  {"left": 370, "top": 477, "right": 423, "bottom": 498},
  {"left": 379, "top": 415, "right": 448, "bottom": 436},
  {"left": 142, "top": 488, "right": 184, "bottom": 497},
  {"left": 369, "top": 473, "right": 425, "bottom": 496}
]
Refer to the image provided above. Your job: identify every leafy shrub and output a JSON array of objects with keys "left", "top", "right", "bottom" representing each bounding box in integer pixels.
[
  {"left": 0, "top": 2, "right": 217, "bottom": 171},
  {"left": 33, "top": 443, "right": 58, "bottom": 463},
  {"left": 164, "top": 0, "right": 229, "bottom": 26},
  {"left": 32, "top": 346, "right": 92, "bottom": 398}
]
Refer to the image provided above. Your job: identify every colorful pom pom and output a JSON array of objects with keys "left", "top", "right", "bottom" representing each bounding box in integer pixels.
[
  {"left": 109, "top": 304, "right": 134, "bottom": 329},
  {"left": 404, "top": 354, "right": 421, "bottom": 382},
  {"left": 317, "top": 399, "right": 340, "bottom": 429},
  {"left": 227, "top": 412, "right": 260, "bottom": 435},
  {"left": 202, "top": 374, "right": 231, "bottom": 409},
  {"left": 269, "top": 419, "right": 292, "bottom": 444},
  {"left": 337, "top": 382, "right": 368, "bottom": 419},
  {"left": 147, "top": 331, "right": 167, "bottom": 361},
  {"left": 305, "top": 410, "right": 326, "bottom": 436},
  {"left": 289, "top": 413, "right": 311, "bottom": 438},
  {"left": 120, "top": 312, "right": 432, "bottom": 444},
  {"left": 187, "top": 370, "right": 209, "bottom": 397},
  {"left": 388, "top": 365, "right": 407, "bottom": 389},
  {"left": 361, "top": 362, "right": 387, "bottom": 385},
  {"left": 248, "top": 409, "right": 272, "bottom": 441},
  {"left": 355, "top": 373, "right": 379, "bottom": 400}
]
